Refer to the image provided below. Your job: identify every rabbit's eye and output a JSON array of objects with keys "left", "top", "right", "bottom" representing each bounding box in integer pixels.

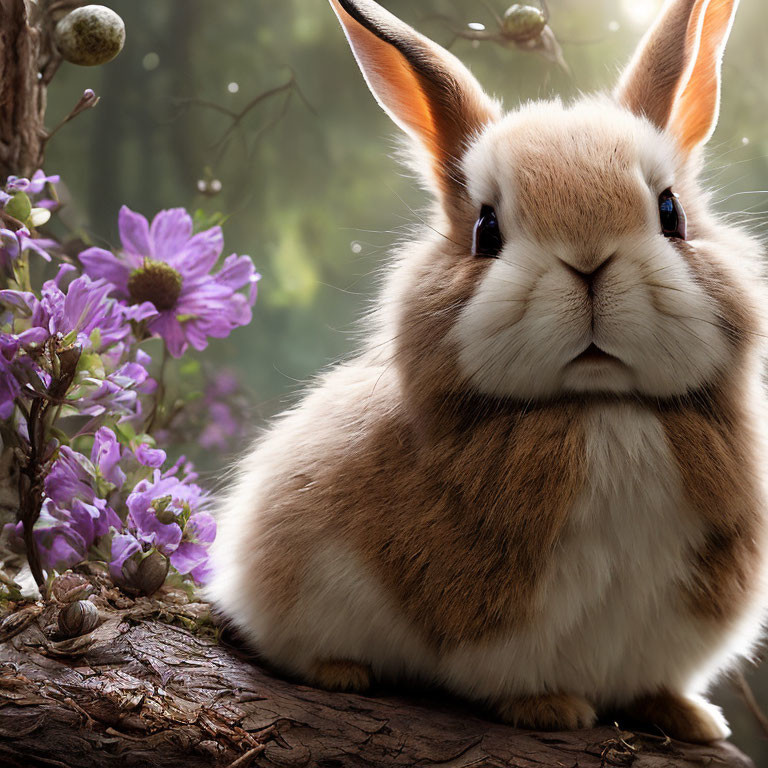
[
  {"left": 659, "top": 189, "right": 687, "bottom": 240},
  {"left": 473, "top": 205, "right": 503, "bottom": 258}
]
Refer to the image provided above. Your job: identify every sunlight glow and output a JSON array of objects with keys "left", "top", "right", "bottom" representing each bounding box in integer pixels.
[{"left": 621, "top": 0, "right": 662, "bottom": 27}]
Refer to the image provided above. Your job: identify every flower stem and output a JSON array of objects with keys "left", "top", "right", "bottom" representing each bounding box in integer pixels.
[
  {"left": 145, "top": 347, "right": 169, "bottom": 433},
  {"left": 19, "top": 397, "right": 46, "bottom": 591},
  {"left": 18, "top": 346, "right": 82, "bottom": 594}
]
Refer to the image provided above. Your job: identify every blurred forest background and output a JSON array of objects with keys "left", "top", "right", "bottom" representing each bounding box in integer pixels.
[{"left": 41, "top": 0, "right": 768, "bottom": 760}]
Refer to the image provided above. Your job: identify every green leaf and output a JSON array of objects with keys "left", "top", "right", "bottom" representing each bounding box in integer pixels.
[
  {"left": 89, "top": 327, "right": 103, "bottom": 351},
  {"left": 114, "top": 421, "right": 137, "bottom": 444},
  {"left": 5, "top": 192, "right": 32, "bottom": 224},
  {"left": 192, "top": 208, "right": 228, "bottom": 234},
  {"left": 77, "top": 351, "right": 104, "bottom": 378}
]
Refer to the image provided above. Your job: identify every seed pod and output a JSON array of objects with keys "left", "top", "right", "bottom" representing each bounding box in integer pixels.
[
  {"left": 134, "top": 551, "right": 169, "bottom": 597},
  {"left": 55, "top": 5, "right": 126, "bottom": 67},
  {"left": 503, "top": 5, "right": 547, "bottom": 43},
  {"left": 58, "top": 599, "right": 99, "bottom": 637},
  {"left": 51, "top": 573, "right": 93, "bottom": 604}
]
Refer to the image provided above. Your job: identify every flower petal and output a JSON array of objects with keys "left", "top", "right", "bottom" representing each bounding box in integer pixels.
[
  {"left": 91, "top": 427, "right": 126, "bottom": 488},
  {"left": 169, "top": 541, "right": 209, "bottom": 574},
  {"left": 168, "top": 226, "right": 223, "bottom": 277},
  {"left": 149, "top": 208, "right": 193, "bottom": 262},
  {"left": 79, "top": 248, "right": 132, "bottom": 295},
  {"left": 185, "top": 512, "right": 216, "bottom": 545},
  {"left": 136, "top": 443, "right": 166, "bottom": 468},
  {"left": 147, "top": 312, "right": 188, "bottom": 357},
  {"left": 119, "top": 206, "right": 152, "bottom": 256},
  {"left": 214, "top": 254, "right": 255, "bottom": 291}
]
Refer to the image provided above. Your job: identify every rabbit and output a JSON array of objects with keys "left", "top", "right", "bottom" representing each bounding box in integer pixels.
[{"left": 208, "top": 0, "right": 768, "bottom": 743}]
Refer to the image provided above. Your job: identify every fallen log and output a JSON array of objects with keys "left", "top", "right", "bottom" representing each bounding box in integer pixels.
[{"left": 0, "top": 582, "right": 755, "bottom": 768}]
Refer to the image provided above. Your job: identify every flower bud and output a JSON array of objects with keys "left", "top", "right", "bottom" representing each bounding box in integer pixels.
[
  {"left": 503, "top": 5, "right": 547, "bottom": 43},
  {"left": 58, "top": 599, "right": 99, "bottom": 637},
  {"left": 29, "top": 208, "right": 51, "bottom": 227},
  {"left": 55, "top": 5, "right": 126, "bottom": 67}
]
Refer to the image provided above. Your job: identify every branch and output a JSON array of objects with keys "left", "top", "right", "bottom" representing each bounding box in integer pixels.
[
  {"left": 174, "top": 73, "right": 316, "bottom": 164},
  {"left": 0, "top": 586, "right": 757, "bottom": 768}
]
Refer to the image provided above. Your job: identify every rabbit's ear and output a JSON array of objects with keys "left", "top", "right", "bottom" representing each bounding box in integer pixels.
[
  {"left": 617, "top": 0, "right": 738, "bottom": 154},
  {"left": 329, "top": 0, "right": 500, "bottom": 201}
]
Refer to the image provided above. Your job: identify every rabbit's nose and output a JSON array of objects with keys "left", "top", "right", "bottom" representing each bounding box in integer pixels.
[{"left": 558, "top": 254, "right": 614, "bottom": 293}]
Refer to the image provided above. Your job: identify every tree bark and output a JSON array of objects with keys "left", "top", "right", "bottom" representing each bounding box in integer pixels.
[
  {"left": 0, "top": 0, "right": 55, "bottom": 180},
  {"left": 0, "top": 590, "right": 755, "bottom": 768}
]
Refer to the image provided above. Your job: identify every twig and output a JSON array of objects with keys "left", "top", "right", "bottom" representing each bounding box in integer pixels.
[
  {"left": 44, "top": 89, "right": 100, "bottom": 147},
  {"left": 732, "top": 669, "right": 768, "bottom": 740},
  {"left": 226, "top": 745, "right": 267, "bottom": 768},
  {"left": 174, "top": 73, "right": 316, "bottom": 159}
]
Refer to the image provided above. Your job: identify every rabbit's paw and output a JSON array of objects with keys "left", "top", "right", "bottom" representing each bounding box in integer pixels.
[
  {"left": 625, "top": 691, "right": 730, "bottom": 744},
  {"left": 309, "top": 659, "right": 373, "bottom": 693},
  {"left": 495, "top": 693, "right": 597, "bottom": 731}
]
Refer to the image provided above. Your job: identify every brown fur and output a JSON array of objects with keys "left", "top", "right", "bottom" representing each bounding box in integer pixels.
[
  {"left": 310, "top": 659, "right": 373, "bottom": 692},
  {"left": 617, "top": 0, "right": 701, "bottom": 129},
  {"left": 511, "top": 130, "right": 647, "bottom": 252},
  {"left": 625, "top": 689, "right": 729, "bottom": 743},
  {"left": 495, "top": 693, "right": 596, "bottom": 731},
  {"left": 659, "top": 383, "right": 764, "bottom": 624},
  {"left": 255, "top": 388, "right": 588, "bottom": 651},
  {"left": 672, "top": 237, "right": 758, "bottom": 356},
  {"left": 655, "top": 239, "right": 765, "bottom": 623}
]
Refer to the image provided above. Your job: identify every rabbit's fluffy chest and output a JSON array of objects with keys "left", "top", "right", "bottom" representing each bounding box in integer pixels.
[{"left": 438, "top": 403, "right": 718, "bottom": 704}]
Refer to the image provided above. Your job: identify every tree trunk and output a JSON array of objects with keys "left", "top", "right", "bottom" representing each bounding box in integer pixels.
[
  {"left": 0, "top": 0, "right": 51, "bottom": 180},
  {"left": 0, "top": 590, "right": 755, "bottom": 768}
]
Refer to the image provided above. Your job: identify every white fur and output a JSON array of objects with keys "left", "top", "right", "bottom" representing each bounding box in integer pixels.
[{"left": 453, "top": 101, "right": 731, "bottom": 401}]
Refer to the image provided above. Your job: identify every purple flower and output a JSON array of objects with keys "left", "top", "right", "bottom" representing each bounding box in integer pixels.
[
  {"left": 41, "top": 270, "right": 156, "bottom": 350},
  {"left": 126, "top": 469, "right": 201, "bottom": 553},
  {"left": 199, "top": 401, "right": 240, "bottom": 451},
  {"left": 80, "top": 206, "right": 260, "bottom": 357},
  {"left": 92, "top": 427, "right": 126, "bottom": 488},
  {"left": 45, "top": 447, "right": 96, "bottom": 505},
  {"left": 26, "top": 170, "right": 60, "bottom": 196},
  {"left": 74, "top": 360, "right": 154, "bottom": 420},
  {"left": 0, "top": 335, "right": 20, "bottom": 418},
  {"left": 4, "top": 170, "right": 59, "bottom": 196},
  {"left": 0, "top": 227, "right": 54, "bottom": 270},
  {"left": 169, "top": 512, "right": 216, "bottom": 583},
  {"left": 5, "top": 176, "right": 30, "bottom": 193},
  {"left": 3, "top": 497, "right": 120, "bottom": 575},
  {"left": 45, "top": 429, "right": 128, "bottom": 503},
  {"left": 135, "top": 443, "right": 166, "bottom": 468},
  {"left": 2, "top": 269, "right": 156, "bottom": 353}
]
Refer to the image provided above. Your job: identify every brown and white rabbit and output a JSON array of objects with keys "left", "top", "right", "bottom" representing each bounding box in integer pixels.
[{"left": 209, "top": 0, "right": 768, "bottom": 742}]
